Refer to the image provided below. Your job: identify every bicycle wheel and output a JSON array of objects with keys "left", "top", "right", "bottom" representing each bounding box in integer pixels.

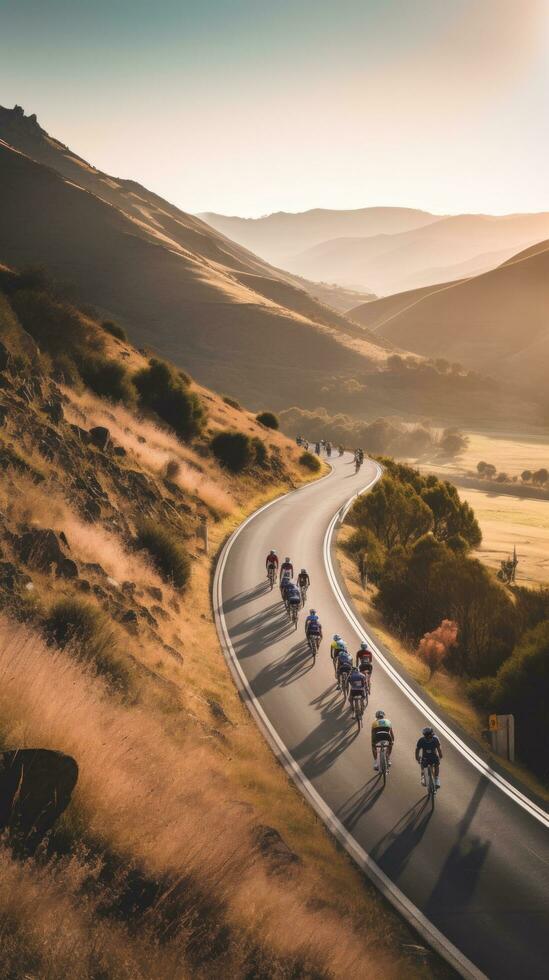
[{"left": 380, "top": 746, "right": 387, "bottom": 784}]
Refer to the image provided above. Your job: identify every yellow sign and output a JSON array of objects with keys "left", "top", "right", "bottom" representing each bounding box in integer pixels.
[{"left": 489, "top": 714, "right": 499, "bottom": 731}]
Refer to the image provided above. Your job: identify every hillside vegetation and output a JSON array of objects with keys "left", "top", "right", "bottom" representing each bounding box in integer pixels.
[{"left": 0, "top": 273, "right": 447, "bottom": 978}]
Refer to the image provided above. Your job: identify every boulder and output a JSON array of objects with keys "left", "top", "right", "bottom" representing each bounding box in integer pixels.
[
  {"left": 113, "top": 445, "right": 127, "bottom": 458},
  {"left": 89, "top": 426, "right": 111, "bottom": 451},
  {"left": 56, "top": 557, "right": 79, "bottom": 580},
  {"left": 17, "top": 529, "right": 67, "bottom": 570},
  {"left": 0, "top": 749, "right": 78, "bottom": 854},
  {"left": 122, "top": 609, "right": 138, "bottom": 625}
]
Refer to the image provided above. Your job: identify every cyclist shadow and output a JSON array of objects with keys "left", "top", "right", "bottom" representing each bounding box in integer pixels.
[
  {"left": 296, "top": 718, "right": 358, "bottom": 778},
  {"left": 337, "top": 775, "right": 385, "bottom": 829},
  {"left": 310, "top": 684, "right": 349, "bottom": 722},
  {"left": 252, "top": 641, "right": 313, "bottom": 695},
  {"left": 233, "top": 610, "right": 296, "bottom": 657},
  {"left": 370, "top": 796, "right": 434, "bottom": 879},
  {"left": 223, "top": 580, "right": 271, "bottom": 613}
]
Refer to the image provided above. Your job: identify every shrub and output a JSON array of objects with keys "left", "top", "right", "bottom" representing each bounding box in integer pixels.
[
  {"left": 77, "top": 354, "right": 136, "bottom": 405},
  {"left": 417, "top": 620, "right": 458, "bottom": 678},
  {"left": 101, "top": 320, "right": 128, "bottom": 342},
  {"left": 44, "top": 597, "right": 130, "bottom": 691},
  {"left": 135, "top": 519, "right": 190, "bottom": 589},
  {"left": 342, "top": 526, "right": 385, "bottom": 585},
  {"left": 10, "top": 289, "right": 102, "bottom": 360},
  {"left": 349, "top": 476, "right": 433, "bottom": 549},
  {"left": 134, "top": 358, "right": 205, "bottom": 440},
  {"left": 299, "top": 451, "right": 321, "bottom": 473},
  {"left": 256, "top": 411, "right": 279, "bottom": 430},
  {"left": 210, "top": 430, "right": 253, "bottom": 473},
  {"left": 252, "top": 437, "right": 268, "bottom": 467},
  {"left": 223, "top": 395, "right": 241, "bottom": 410}
]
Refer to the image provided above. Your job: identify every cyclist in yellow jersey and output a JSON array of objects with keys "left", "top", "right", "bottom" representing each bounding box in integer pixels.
[{"left": 371, "top": 709, "right": 394, "bottom": 770}]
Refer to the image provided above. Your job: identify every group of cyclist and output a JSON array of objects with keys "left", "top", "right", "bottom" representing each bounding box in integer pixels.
[{"left": 265, "top": 549, "right": 443, "bottom": 787}]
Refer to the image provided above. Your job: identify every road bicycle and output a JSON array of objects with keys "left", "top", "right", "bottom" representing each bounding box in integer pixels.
[
  {"left": 299, "top": 583, "right": 308, "bottom": 607},
  {"left": 267, "top": 563, "right": 276, "bottom": 589},
  {"left": 340, "top": 669, "right": 351, "bottom": 702},
  {"left": 377, "top": 740, "right": 390, "bottom": 785},
  {"left": 289, "top": 603, "right": 299, "bottom": 629},
  {"left": 307, "top": 631, "right": 320, "bottom": 662},
  {"left": 424, "top": 762, "right": 438, "bottom": 806},
  {"left": 351, "top": 694, "right": 364, "bottom": 731}
]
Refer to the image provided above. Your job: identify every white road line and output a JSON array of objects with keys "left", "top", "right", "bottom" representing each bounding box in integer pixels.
[
  {"left": 212, "top": 462, "right": 486, "bottom": 980},
  {"left": 325, "top": 463, "right": 549, "bottom": 829}
]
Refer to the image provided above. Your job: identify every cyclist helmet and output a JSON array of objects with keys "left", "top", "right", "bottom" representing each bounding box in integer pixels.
[
  {"left": 271, "top": 549, "right": 277, "bottom": 555},
  {"left": 333, "top": 633, "right": 341, "bottom": 642},
  {"left": 360, "top": 641, "right": 369, "bottom": 651},
  {"left": 285, "top": 557, "right": 291, "bottom": 563},
  {"left": 375, "top": 710, "right": 385, "bottom": 719},
  {"left": 422, "top": 726, "right": 434, "bottom": 737},
  {"left": 301, "top": 568, "right": 307, "bottom": 574}
]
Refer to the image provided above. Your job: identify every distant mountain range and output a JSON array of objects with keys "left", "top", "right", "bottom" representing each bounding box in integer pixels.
[{"left": 201, "top": 208, "right": 549, "bottom": 297}]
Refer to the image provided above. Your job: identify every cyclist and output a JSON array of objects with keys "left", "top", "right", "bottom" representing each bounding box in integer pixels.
[
  {"left": 315, "top": 442, "right": 321, "bottom": 454},
  {"left": 356, "top": 641, "right": 373, "bottom": 692},
  {"left": 330, "top": 633, "right": 342, "bottom": 659},
  {"left": 347, "top": 666, "right": 367, "bottom": 709},
  {"left": 279, "top": 556, "right": 293, "bottom": 583},
  {"left": 266, "top": 549, "right": 278, "bottom": 575},
  {"left": 305, "top": 608, "right": 319, "bottom": 633},
  {"left": 335, "top": 646, "right": 353, "bottom": 691},
  {"left": 287, "top": 584, "right": 301, "bottom": 618},
  {"left": 281, "top": 576, "right": 295, "bottom": 605},
  {"left": 306, "top": 616, "right": 322, "bottom": 645},
  {"left": 297, "top": 568, "right": 310, "bottom": 591},
  {"left": 415, "top": 727, "right": 442, "bottom": 788},
  {"left": 371, "top": 710, "right": 394, "bottom": 770}
]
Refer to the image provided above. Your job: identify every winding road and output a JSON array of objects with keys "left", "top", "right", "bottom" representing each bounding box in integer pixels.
[{"left": 214, "top": 455, "right": 549, "bottom": 979}]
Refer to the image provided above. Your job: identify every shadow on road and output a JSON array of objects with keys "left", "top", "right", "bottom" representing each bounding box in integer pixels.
[
  {"left": 251, "top": 641, "right": 315, "bottom": 695},
  {"left": 295, "top": 715, "right": 358, "bottom": 778},
  {"left": 425, "top": 776, "right": 491, "bottom": 915},
  {"left": 222, "top": 580, "right": 271, "bottom": 613},
  {"left": 337, "top": 775, "right": 385, "bottom": 829},
  {"left": 371, "top": 796, "right": 434, "bottom": 879}
]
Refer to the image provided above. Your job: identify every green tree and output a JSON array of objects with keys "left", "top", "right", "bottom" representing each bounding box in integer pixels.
[{"left": 349, "top": 476, "right": 432, "bottom": 549}]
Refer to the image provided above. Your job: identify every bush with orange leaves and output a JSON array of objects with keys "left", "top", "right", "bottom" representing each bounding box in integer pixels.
[{"left": 418, "top": 619, "right": 458, "bottom": 678}]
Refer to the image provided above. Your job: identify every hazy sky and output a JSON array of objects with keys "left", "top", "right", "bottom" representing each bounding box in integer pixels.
[{"left": 1, "top": 0, "right": 548, "bottom": 216}]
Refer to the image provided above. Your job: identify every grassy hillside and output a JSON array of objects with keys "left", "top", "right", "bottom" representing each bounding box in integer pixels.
[
  {"left": 0, "top": 279, "right": 451, "bottom": 978},
  {"left": 350, "top": 239, "right": 549, "bottom": 399}
]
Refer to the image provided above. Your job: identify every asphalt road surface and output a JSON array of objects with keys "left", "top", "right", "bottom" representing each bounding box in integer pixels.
[{"left": 215, "top": 455, "right": 549, "bottom": 979}]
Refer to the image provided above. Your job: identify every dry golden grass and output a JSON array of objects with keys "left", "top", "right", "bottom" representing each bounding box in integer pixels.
[{"left": 0, "top": 621, "right": 430, "bottom": 979}]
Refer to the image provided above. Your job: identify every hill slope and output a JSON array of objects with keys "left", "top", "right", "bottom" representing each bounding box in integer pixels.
[
  {"left": 350, "top": 239, "right": 549, "bottom": 389},
  {"left": 0, "top": 107, "right": 396, "bottom": 410},
  {"left": 289, "top": 214, "right": 549, "bottom": 295}
]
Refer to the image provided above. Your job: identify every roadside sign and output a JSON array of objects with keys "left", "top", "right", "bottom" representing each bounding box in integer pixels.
[{"left": 489, "top": 714, "right": 499, "bottom": 731}]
